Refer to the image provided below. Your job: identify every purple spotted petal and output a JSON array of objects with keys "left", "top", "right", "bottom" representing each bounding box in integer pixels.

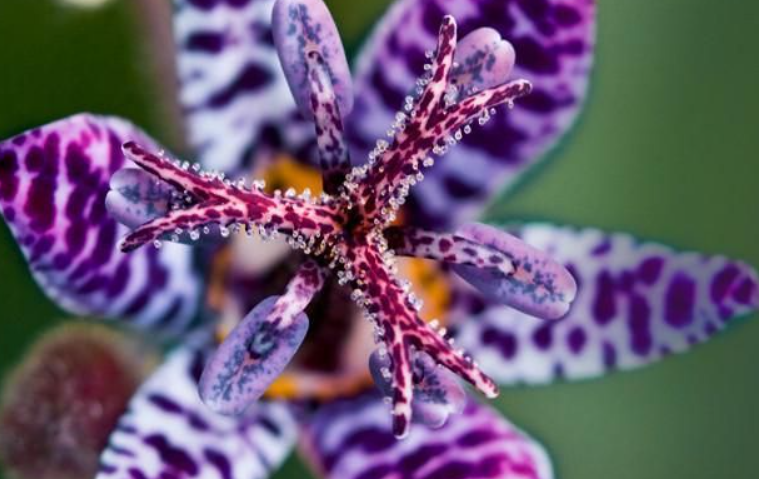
[
  {"left": 349, "top": 0, "right": 596, "bottom": 229},
  {"left": 199, "top": 296, "right": 310, "bottom": 415},
  {"left": 453, "top": 222, "right": 577, "bottom": 320},
  {"left": 174, "top": 0, "right": 305, "bottom": 174},
  {"left": 452, "top": 27, "right": 516, "bottom": 98},
  {"left": 300, "top": 393, "right": 553, "bottom": 479},
  {"left": 0, "top": 114, "right": 202, "bottom": 334},
  {"left": 450, "top": 223, "right": 759, "bottom": 385},
  {"left": 272, "top": 0, "right": 353, "bottom": 120},
  {"left": 96, "top": 346, "right": 296, "bottom": 479},
  {"left": 369, "top": 350, "right": 466, "bottom": 429}
]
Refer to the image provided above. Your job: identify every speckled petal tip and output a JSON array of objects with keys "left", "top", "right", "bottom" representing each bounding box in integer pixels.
[
  {"left": 453, "top": 222, "right": 577, "bottom": 320},
  {"left": 199, "top": 296, "right": 309, "bottom": 415},
  {"left": 452, "top": 27, "right": 516, "bottom": 98},
  {"left": 272, "top": 0, "right": 353, "bottom": 120}
]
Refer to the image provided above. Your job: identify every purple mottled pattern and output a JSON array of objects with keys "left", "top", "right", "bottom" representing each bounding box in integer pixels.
[
  {"left": 174, "top": 0, "right": 310, "bottom": 174},
  {"left": 199, "top": 296, "right": 310, "bottom": 415},
  {"left": 272, "top": 0, "right": 353, "bottom": 121},
  {"left": 450, "top": 223, "right": 759, "bottom": 385},
  {"left": 96, "top": 346, "right": 297, "bottom": 479},
  {"left": 349, "top": 0, "right": 596, "bottom": 229},
  {"left": 0, "top": 114, "right": 201, "bottom": 334},
  {"left": 453, "top": 222, "right": 576, "bottom": 320},
  {"left": 300, "top": 393, "right": 553, "bottom": 479}
]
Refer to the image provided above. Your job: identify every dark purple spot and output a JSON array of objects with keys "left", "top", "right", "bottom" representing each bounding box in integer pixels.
[
  {"left": 457, "top": 428, "right": 500, "bottom": 447},
  {"left": 628, "top": 293, "right": 652, "bottom": 355},
  {"left": 482, "top": 327, "right": 518, "bottom": 359},
  {"left": 566, "top": 327, "right": 586, "bottom": 354},
  {"left": 554, "top": 4, "right": 582, "bottom": 26},
  {"left": 637, "top": 257, "right": 664, "bottom": 285},
  {"left": 710, "top": 264, "right": 740, "bottom": 303},
  {"left": 208, "top": 63, "right": 273, "bottom": 108},
  {"left": 398, "top": 444, "right": 447, "bottom": 474},
  {"left": 143, "top": 434, "right": 198, "bottom": 476},
  {"left": 520, "top": 89, "right": 571, "bottom": 113},
  {"left": 512, "top": 36, "right": 559, "bottom": 74},
  {"left": 106, "top": 260, "right": 130, "bottom": 299},
  {"left": 592, "top": 271, "right": 616, "bottom": 325},
  {"left": 186, "top": 31, "right": 225, "bottom": 53},
  {"left": 532, "top": 322, "right": 553, "bottom": 350},
  {"left": 128, "top": 467, "right": 148, "bottom": 479},
  {"left": 25, "top": 146, "right": 44, "bottom": 172},
  {"left": 0, "top": 150, "right": 20, "bottom": 201},
  {"left": 148, "top": 394, "right": 184, "bottom": 414},
  {"left": 204, "top": 449, "right": 232, "bottom": 479},
  {"left": 733, "top": 277, "right": 757, "bottom": 305},
  {"left": 664, "top": 273, "right": 696, "bottom": 328},
  {"left": 442, "top": 174, "right": 483, "bottom": 200}
]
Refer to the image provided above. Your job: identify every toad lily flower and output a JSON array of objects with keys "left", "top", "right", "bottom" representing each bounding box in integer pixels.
[{"left": 0, "top": 0, "right": 756, "bottom": 478}]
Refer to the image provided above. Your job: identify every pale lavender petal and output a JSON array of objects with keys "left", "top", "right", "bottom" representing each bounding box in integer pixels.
[
  {"left": 0, "top": 114, "right": 202, "bottom": 334},
  {"left": 300, "top": 393, "right": 553, "bottom": 479},
  {"left": 272, "top": 0, "right": 353, "bottom": 121},
  {"left": 96, "top": 346, "right": 296, "bottom": 479},
  {"left": 450, "top": 223, "right": 759, "bottom": 385},
  {"left": 349, "top": 0, "right": 596, "bottom": 229},
  {"left": 106, "top": 168, "right": 173, "bottom": 230},
  {"left": 174, "top": 0, "right": 306, "bottom": 174},
  {"left": 369, "top": 350, "right": 466, "bottom": 429},
  {"left": 199, "top": 260, "right": 324, "bottom": 416},
  {"left": 386, "top": 225, "right": 516, "bottom": 280},
  {"left": 451, "top": 27, "right": 516, "bottom": 98},
  {"left": 453, "top": 222, "right": 577, "bottom": 320}
]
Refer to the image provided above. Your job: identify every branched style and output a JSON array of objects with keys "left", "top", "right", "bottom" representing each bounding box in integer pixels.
[{"left": 116, "top": 15, "right": 568, "bottom": 438}]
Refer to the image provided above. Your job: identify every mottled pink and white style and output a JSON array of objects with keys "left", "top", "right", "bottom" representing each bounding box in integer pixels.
[{"left": 0, "top": 1, "right": 756, "bottom": 479}]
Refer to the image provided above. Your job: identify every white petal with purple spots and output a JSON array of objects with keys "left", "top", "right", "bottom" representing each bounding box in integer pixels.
[
  {"left": 348, "top": 0, "right": 596, "bottom": 229},
  {"left": 174, "top": 0, "right": 307, "bottom": 174},
  {"left": 451, "top": 223, "right": 759, "bottom": 385},
  {"left": 0, "top": 114, "right": 201, "bottom": 334},
  {"left": 97, "top": 346, "right": 297, "bottom": 479},
  {"left": 300, "top": 393, "right": 553, "bottom": 479}
]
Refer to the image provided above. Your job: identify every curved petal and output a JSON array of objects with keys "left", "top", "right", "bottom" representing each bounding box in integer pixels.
[
  {"left": 174, "top": 0, "right": 310, "bottom": 173},
  {"left": 0, "top": 114, "right": 202, "bottom": 334},
  {"left": 199, "top": 297, "right": 309, "bottom": 415},
  {"left": 97, "top": 346, "right": 297, "bottom": 479},
  {"left": 349, "top": 0, "right": 596, "bottom": 229},
  {"left": 453, "top": 222, "right": 577, "bottom": 320},
  {"left": 272, "top": 0, "right": 353, "bottom": 121},
  {"left": 450, "top": 223, "right": 759, "bottom": 385},
  {"left": 299, "top": 392, "right": 553, "bottom": 479}
]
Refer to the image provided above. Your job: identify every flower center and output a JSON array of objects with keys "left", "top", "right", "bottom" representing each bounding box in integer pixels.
[{"left": 206, "top": 158, "right": 453, "bottom": 401}]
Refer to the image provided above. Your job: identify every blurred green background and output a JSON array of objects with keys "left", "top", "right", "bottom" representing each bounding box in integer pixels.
[{"left": 1, "top": 0, "right": 757, "bottom": 478}]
